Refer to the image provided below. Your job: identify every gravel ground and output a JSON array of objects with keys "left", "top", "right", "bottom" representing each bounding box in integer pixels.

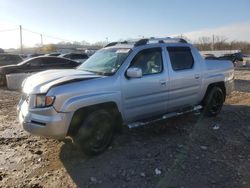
[{"left": 0, "top": 69, "right": 250, "bottom": 188}]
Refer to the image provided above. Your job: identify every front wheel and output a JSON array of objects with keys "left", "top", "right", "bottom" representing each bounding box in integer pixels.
[
  {"left": 73, "top": 109, "right": 114, "bottom": 155},
  {"left": 203, "top": 87, "right": 224, "bottom": 117}
]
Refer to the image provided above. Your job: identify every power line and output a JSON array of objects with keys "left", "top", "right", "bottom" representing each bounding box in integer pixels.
[
  {"left": 0, "top": 28, "right": 19, "bottom": 32},
  {"left": 22, "top": 28, "right": 40, "bottom": 35},
  {"left": 0, "top": 25, "right": 77, "bottom": 50},
  {"left": 43, "top": 34, "right": 73, "bottom": 42},
  {"left": 22, "top": 27, "right": 74, "bottom": 42}
]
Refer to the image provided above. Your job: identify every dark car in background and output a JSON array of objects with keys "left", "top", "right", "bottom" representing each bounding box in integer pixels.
[
  {"left": 203, "top": 54, "right": 218, "bottom": 60},
  {"left": 0, "top": 54, "right": 23, "bottom": 67},
  {"left": 29, "top": 53, "right": 45, "bottom": 58},
  {"left": 218, "top": 52, "right": 244, "bottom": 65},
  {"left": 0, "top": 56, "right": 80, "bottom": 86},
  {"left": 59, "top": 53, "right": 88, "bottom": 63},
  {"left": 44, "top": 52, "right": 61, "bottom": 57}
]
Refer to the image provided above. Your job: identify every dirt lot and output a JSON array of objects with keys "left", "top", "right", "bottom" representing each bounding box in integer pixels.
[{"left": 0, "top": 68, "right": 250, "bottom": 188}]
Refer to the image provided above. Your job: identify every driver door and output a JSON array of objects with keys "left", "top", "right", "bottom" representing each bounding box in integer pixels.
[{"left": 121, "top": 47, "right": 169, "bottom": 123}]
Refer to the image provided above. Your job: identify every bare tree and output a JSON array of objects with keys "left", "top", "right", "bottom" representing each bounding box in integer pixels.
[
  {"left": 80, "top": 40, "right": 90, "bottom": 46},
  {"left": 213, "top": 36, "right": 228, "bottom": 50},
  {"left": 194, "top": 35, "right": 250, "bottom": 54},
  {"left": 195, "top": 37, "right": 212, "bottom": 51}
]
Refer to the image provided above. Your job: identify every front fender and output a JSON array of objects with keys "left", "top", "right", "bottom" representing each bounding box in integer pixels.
[{"left": 56, "top": 91, "right": 123, "bottom": 114}]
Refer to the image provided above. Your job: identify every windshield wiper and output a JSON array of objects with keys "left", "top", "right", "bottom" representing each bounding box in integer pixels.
[
  {"left": 94, "top": 71, "right": 113, "bottom": 76},
  {"left": 79, "top": 69, "right": 98, "bottom": 74},
  {"left": 79, "top": 69, "right": 113, "bottom": 76}
]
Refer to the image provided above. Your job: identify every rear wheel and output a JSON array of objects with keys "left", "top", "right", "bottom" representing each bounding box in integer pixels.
[
  {"left": 73, "top": 109, "right": 114, "bottom": 155},
  {"left": 203, "top": 87, "right": 224, "bottom": 117}
]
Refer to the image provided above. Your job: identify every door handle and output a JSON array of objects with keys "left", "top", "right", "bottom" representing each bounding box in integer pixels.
[
  {"left": 159, "top": 80, "right": 167, "bottom": 86},
  {"left": 195, "top": 74, "right": 200, "bottom": 79}
]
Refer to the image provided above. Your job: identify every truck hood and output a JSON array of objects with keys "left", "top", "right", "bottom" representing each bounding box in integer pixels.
[{"left": 23, "top": 69, "right": 103, "bottom": 94}]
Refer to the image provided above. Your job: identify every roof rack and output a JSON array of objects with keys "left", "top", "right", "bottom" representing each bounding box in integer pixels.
[
  {"left": 105, "top": 37, "right": 187, "bottom": 48},
  {"left": 134, "top": 38, "right": 149, "bottom": 46},
  {"left": 104, "top": 40, "right": 131, "bottom": 47},
  {"left": 147, "top": 37, "right": 187, "bottom": 44},
  {"left": 105, "top": 42, "right": 118, "bottom": 47}
]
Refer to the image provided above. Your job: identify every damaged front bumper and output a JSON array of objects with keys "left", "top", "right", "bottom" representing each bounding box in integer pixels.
[{"left": 17, "top": 97, "right": 74, "bottom": 139}]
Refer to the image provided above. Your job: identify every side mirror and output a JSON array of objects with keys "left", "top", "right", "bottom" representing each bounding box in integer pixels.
[{"left": 126, "top": 67, "right": 142, "bottom": 78}]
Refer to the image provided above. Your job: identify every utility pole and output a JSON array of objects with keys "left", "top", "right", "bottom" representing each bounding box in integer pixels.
[
  {"left": 19, "top": 25, "right": 23, "bottom": 54},
  {"left": 40, "top": 34, "right": 43, "bottom": 52},
  {"left": 212, "top": 34, "right": 215, "bottom": 50},
  {"left": 40, "top": 34, "right": 43, "bottom": 46}
]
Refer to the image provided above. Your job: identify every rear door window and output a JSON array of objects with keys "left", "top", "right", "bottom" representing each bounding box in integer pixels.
[
  {"left": 167, "top": 47, "right": 194, "bottom": 71},
  {"left": 42, "top": 58, "right": 74, "bottom": 68},
  {"left": 54, "top": 58, "right": 72, "bottom": 66},
  {"left": 71, "top": 54, "right": 88, "bottom": 59},
  {"left": 29, "top": 58, "right": 42, "bottom": 67},
  {"left": 40, "top": 58, "right": 59, "bottom": 67},
  {"left": 63, "top": 54, "right": 71, "bottom": 59}
]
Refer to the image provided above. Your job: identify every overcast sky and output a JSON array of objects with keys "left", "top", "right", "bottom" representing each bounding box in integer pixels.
[{"left": 0, "top": 0, "right": 250, "bottom": 49}]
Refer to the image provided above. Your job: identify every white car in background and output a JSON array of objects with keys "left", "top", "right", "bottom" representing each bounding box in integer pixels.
[{"left": 59, "top": 53, "right": 89, "bottom": 64}]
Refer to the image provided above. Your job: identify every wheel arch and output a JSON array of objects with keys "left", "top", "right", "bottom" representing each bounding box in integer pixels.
[
  {"left": 67, "top": 101, "right": 123, "bottom": 136},
  {"left": 201, "top": 81, "right": 226, "bottom": 105}
]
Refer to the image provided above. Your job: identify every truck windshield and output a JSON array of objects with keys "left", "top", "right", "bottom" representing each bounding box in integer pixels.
[{"left": 78, "top": 48, "right": 131, "bottom": 75}]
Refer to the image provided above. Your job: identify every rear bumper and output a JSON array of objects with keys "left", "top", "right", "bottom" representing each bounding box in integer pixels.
[
  {"left": 17, "top": 99, "right": 73, "bottom": 139},
  {"left": 225, "top": 79, "right": 234, "bottom": 96}
]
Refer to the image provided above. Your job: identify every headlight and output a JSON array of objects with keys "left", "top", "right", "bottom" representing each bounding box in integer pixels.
[{"left": 35, "top": 94, "right": 55, "bottom": 108}]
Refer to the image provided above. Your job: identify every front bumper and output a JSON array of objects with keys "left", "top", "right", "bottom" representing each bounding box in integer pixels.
[{"left": 17, "top": 98, "right": 74, "bottom": 139}]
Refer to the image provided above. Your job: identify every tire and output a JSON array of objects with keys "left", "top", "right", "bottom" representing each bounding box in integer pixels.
[
  {"left": 73, "top": 109, "right": 114, "bottom": 155},
  {"left": 203, "top": 86, "right": 224, "bottom": 117}
]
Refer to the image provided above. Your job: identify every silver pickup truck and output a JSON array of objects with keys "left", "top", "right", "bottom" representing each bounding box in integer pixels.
[{"left": 17, "top": 37, "right": 234, "bottom": 155}]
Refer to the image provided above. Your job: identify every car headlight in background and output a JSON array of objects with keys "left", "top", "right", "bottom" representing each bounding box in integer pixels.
[{"left": 35, "top": 94, "right": 55, "bottom": 108}]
